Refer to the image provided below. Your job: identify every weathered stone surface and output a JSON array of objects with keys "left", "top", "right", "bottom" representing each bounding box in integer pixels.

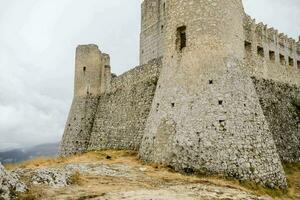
[
  {"left": 88, "top": 59, "right": 161, "bottom": 151},
  {"left": 59, "top": 96, "right": 100, "bottom": 156},
  {"left": 253, "top": 78, "right": 300, "bottom": 163},
  {"left": 0, "top": 163, "right": 27, "bottom": 200},
  {"left": 31, "top": 168, "right": 73, "bottom": 188}
]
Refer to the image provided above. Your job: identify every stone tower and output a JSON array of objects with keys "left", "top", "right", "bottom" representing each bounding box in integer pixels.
[
  {"left": 75, "top": 44, "right": 104, "bottom": 96},
  {"left": 140, "top": 0, "right": 166, "bottom": 65},
  {"left": 139, "top": 0, "right": 287, "bottom": 188},
  {"left": 59, "top": 44, "right": 111, "bottom": 156}
]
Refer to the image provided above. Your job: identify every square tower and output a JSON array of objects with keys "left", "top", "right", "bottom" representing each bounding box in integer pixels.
[{"left": 140, "top": 0, "right": 166, "bottom": 65}]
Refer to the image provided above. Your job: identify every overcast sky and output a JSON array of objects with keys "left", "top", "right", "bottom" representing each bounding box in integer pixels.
[{"left": 0, "top": 0, "right": 299, "bottom": 151}]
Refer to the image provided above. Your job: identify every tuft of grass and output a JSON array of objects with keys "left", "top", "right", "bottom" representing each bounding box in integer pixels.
[
  {"left": 283, "top": 162, "right": 300, "bottom": 199},
  {"left": 16, "top": 187, "right": 44, "bottom": 200},
  {"left": 69, "top": 171, "right": 84, "bottom": 185},
  {"left": 283, "top": 162, "right": 300, "bottom": 175}
]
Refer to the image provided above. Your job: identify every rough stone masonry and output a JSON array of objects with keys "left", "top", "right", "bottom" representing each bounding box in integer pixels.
[{"left": 59, "top": 0, "right": 300, "bottom": 188}]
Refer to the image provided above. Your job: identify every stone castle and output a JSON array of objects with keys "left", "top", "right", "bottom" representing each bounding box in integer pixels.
[{"left": 59, "top": 0, "right": 300, "bottom": 188}]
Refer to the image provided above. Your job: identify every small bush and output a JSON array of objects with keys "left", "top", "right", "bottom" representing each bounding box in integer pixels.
[{"left": 69, "top": 171, "right": 83, "bottom": 185}]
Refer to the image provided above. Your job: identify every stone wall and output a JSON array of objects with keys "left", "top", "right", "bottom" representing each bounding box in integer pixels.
[
  {"left": 243, "top": 15, "right": 300, "bottom": 86},
  {"left": 253, "top": 77, "right": 300, "bottom": 163},
  {"left": 59, "top": 96, "right": 99, "bottom": 156},
  {"left": 88, "top": 59, "right": 161, "bottom": 151}
]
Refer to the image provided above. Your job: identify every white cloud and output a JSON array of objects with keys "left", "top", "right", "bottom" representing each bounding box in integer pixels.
[{"left": 0, "top": 0, "right": 298, "bottom": 151}]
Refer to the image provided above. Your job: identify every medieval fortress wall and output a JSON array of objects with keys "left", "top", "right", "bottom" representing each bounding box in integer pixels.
[
  {"left": 60, "top": 0, "right": 300, "bottom": 188},
  {"left": 60, "top": 44, "right": 161, "bottom": 156},
  {"left": 243, "top": 15, "right": 300, "bottom": 85},
  {"left": 88, "top": 59, "right": 161, "bottom": 151}
]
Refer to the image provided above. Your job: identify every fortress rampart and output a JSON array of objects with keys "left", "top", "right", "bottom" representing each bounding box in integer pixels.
[
  {"left": 88, "top": 59, "right": 161, "bottom": 151},
  {"left": 60, "top": 0, "right": 300, "bottom": 188},
  {"left": 243, "top": 15, "right": 300, "bottom": 86}
]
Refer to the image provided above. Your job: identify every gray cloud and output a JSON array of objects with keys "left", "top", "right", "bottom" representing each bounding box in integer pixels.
[{"left": 0, "top": 0, "right": 299, "bottom": 151}]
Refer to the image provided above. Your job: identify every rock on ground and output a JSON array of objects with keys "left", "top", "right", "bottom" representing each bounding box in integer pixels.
[{"left": 0, "top": 162, "right": 27, "bottom": 200}]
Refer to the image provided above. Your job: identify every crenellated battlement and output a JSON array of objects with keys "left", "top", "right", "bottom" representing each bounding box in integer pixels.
[
  {"left": 243, "top": 14, "right": 300, "bottom": 69},
  {"left": 243, "top": 15, "right": 300, "bottom": 86},
  {"left": 244, "top": 15, "right": 300, "bottom": 51}
]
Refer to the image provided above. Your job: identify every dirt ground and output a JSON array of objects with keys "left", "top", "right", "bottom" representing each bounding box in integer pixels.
[{"left": 6, "top": 150, "right": 299, "bottom": 200}]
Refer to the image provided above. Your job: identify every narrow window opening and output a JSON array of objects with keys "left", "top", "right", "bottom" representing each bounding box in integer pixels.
[
  {"left": 176, "top": 26, "right": 187, "bottom": 51},
  {"left": 219, "top": 120, "right": 226, "bottom": 131},
  {"left": 280, "top": 54, "right": 286, "bottom": 65},
  {"left": 257, "top": 46, "right": 264, "bottom": 57},
  {"left": 244, "top": 41, "right": 252, "bottom": 53},
  {"left": 218, "top": 100, "right": 223, "bottom": 105},
  {"left": 269, "top": 51, "right": 275, "bottom": 62},
  {"left": 161, "top": 25, "right": 164, "bottom": 33},
  {"left": 171, "top": 103, "right": 175, "bottom": 108},
  {"left": 209, "top": 80, "right": 213, "bottom": 85},
  {"left": 163, "top": 3, "right": 166, "bottom": 12},
  {"left": 83, "top": 66, "right": 86, "bottom": 72},
  {"left": 289, "top": 57, "right": 294, "bottom": 66},
  {"left": 297, "top": 61, "right": 300, "bottom": 69}
]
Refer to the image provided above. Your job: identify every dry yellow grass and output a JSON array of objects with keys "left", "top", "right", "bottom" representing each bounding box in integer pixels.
[
  {"left": 4, "top": 150, "right": 137, "bottom": 170},
  {"left": 5, "top": 150, "right": 300, "bottom": 200}
]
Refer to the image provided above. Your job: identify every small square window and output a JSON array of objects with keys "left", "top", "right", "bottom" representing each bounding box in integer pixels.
[
  {"left": 289, "top": 57, "right": 294, "bottom": 67},
  {"left": 269, "top": 51, "right": 275, "bottom": 62},
  {"left": 244, "top": 41, "right": 252, "bottom": 52},
  {"left": 257, "top": 46, "right": 264, "bottom": 57},
  {"left": 280, "top": 54, "right": 286, "bottom": 65},
  {"left": 176, "top": 26, "right": 186, "bottom": 51}
]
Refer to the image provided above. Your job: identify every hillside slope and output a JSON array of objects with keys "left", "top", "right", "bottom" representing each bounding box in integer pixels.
[{"left": 4, "top": 151, "right": 300, "bottom": 200}]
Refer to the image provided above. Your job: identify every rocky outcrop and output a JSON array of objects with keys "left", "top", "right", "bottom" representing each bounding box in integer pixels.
[{"left": 0, "top": 163, "right": 27, "bottom": 200}]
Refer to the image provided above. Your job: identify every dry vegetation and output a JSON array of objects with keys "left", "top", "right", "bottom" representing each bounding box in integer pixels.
[{"left": 5, "top": 150, "right": 300, "bottom": 200}]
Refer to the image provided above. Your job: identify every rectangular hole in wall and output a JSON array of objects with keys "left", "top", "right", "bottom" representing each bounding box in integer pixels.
[
  {"left": 297, "top": 60, "right": 300, "bottom": 69},
  {"left": 280, "top": 54, "right": 286, "bottom": 65},
  {"left": 289, "top": 57, "right": 294, "bottom": 67},
  {"left": 257, "top": 46, "right": 264, "bottom": 57},
  {"left": 269, "top": 51, "right": 275, "bottom": 62},
  {"left": 244, "top": 41, "right": 252, "bottom": 53},
  {"left": 176, "top": 26, "right": 186, "bottom": 51}
]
